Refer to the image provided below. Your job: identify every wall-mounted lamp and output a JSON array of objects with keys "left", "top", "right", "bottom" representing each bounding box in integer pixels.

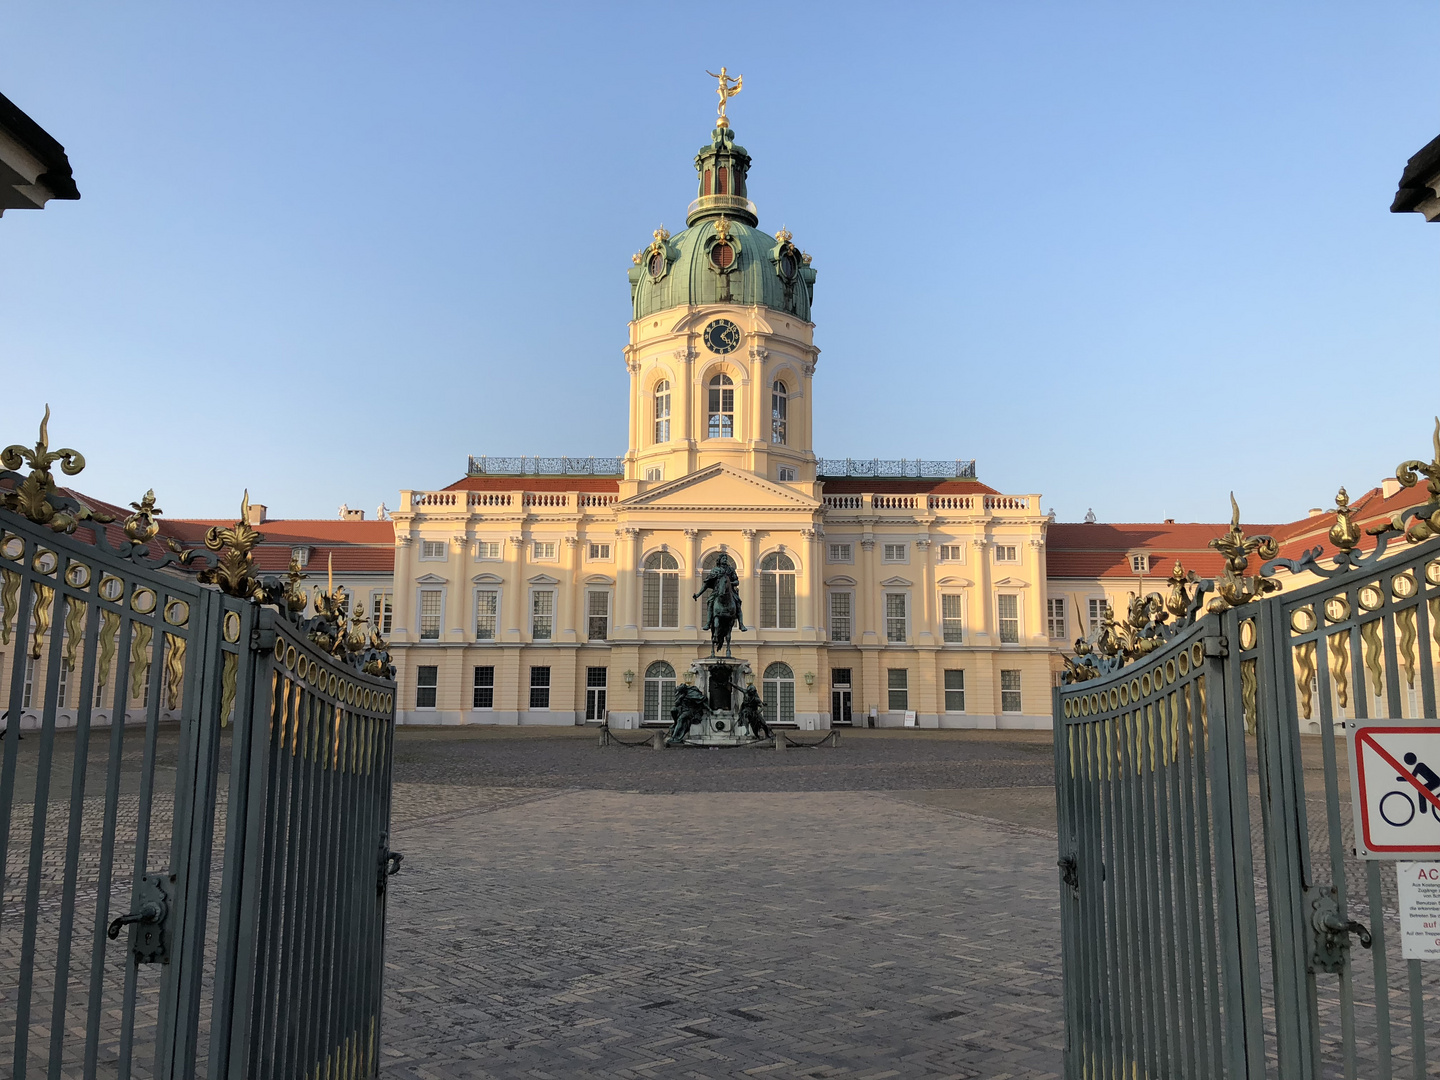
[
  {"left": 623, "top": 669, "right": 635, "bottom": 686},
  {"left": 803, "top": 671, "right": 815, "bottom": 686}
]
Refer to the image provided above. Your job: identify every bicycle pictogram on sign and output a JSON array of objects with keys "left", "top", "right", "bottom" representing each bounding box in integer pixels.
[{"left": 1347, "top": 721, "right": 1440, "bottom": 859}]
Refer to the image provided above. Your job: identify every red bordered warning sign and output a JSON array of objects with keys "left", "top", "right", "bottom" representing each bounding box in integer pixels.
[{"left": 1347, "top": 719, "right": 1440, "bottom": 859}]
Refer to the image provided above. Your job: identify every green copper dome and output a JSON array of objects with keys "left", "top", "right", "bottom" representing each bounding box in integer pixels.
[{"left": 628, "top": 124, "right": 816, "bottom": 322}]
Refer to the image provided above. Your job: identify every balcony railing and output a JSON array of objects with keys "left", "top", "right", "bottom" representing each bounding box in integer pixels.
[
  {"left": 818, "top": 492, "right": 1036, "bottom": 515},
  {"left": 686, "top": 194, "right": 759, "bottom": 222},
  {"left": 817, "top": 458, "right": 977, "bottom": 480},
  {"left": 467, "top": 455, "right": 623, "bottom": 476}
]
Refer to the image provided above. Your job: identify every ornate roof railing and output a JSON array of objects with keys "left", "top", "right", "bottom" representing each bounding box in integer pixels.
[
  {"left": 817, "top": 458, "right": 977, "bottom": 480},
  {"left": 467, "top": 456, "right": 623, "bottom": 477}
]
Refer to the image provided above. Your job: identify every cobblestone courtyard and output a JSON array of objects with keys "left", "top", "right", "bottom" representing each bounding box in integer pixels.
[{"left": 380, "top": 729, "right": 1064, "bottom": 1079}]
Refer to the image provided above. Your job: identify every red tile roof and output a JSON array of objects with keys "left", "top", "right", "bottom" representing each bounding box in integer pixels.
[
  {"left": 165, "top": 518, "right": 395, "bottom": 575},
  {"left": 1047, "top": 520, "right": 1281, "bottom": 579}
]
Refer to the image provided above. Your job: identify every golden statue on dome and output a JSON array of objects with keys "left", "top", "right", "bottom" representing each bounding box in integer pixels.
[{"left": 705, "top": 67, "right": 742, "bottom": 126}]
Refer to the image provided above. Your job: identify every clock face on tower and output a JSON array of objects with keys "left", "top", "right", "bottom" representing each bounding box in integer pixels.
[{"left": 702, "top": 318, "right": 741, "bottom": 355}]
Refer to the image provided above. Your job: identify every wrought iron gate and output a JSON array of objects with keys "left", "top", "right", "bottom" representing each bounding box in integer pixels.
[
  {"left": 0, "top": 413, "right": 398, "bottom": 1078},
  {"left": 1054, "top": 433, "right": 1440, "bottom": 1078}
]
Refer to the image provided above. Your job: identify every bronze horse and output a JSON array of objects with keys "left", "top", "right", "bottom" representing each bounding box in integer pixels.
[{"left": 696, "top": 566, "right": 741, "bottom": 656}]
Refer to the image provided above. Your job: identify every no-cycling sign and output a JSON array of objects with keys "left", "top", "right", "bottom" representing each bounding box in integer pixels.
[{"left": 1346, "top": 719, "right": 1440, "bottom": 859}]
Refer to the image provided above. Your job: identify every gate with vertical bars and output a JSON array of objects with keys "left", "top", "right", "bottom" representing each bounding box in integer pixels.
[
  {"left": 1053, "top": 426, "right": 1440, "bottom": 1078},
  {"left": 0, "top": 411, "right": 399, "bottom": 1078}
]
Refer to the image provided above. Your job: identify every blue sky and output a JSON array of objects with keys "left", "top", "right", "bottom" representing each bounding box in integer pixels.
[{"left": 2, "top": 3, "right": 1436, "bottom": 524}]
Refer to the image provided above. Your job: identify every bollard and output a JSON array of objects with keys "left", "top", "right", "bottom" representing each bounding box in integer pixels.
[
  {"left": 775, "top": 732, "right": 785, "bottom": 752},
  {"left": 652, "top": 730, "right": 664, "bottom": 750}
]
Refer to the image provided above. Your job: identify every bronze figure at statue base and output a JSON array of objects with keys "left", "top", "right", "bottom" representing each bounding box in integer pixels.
[{"left": 665, "top": 657, "right": 773, "bottom": 747}]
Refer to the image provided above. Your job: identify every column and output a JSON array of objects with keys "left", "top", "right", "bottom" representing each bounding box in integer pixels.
[
  {"left": 505, "top": 533, "right": 526, "bottom": 641},
  {"left": 742, "top": 529, "right": 759, "bottom": 638},
  {"left": 392, "top": 535, "right": 414, "bottom": 639},
  {"left": 449, "top": 530, "right": 470, "bottom": 639},
  {"left": 915, "top": 536, "right": 935, "bottom": 645},
  {"left": 972, "top": 537, "right": 991, "bottom": 643},
  {"left": 799, "top": 527, "right": 820, "bottom": 637},
  {"left": 561, "top": 535, "right": 579, "bottom": 642},
  {"left": 617, "top": 527, "right": 642, "bottom": 637},
  {"left": 684, "top": 528, "right": 702, "bottom": 631},
  {"left": 858, "top": 536, "right": 877, "bottom": 646},
  {"left": 1028, "top": 537, "right": 1046, "bottom": 646}
]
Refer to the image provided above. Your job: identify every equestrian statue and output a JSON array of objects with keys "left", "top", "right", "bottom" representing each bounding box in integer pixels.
[{"left": 694, "top": 552, "right": 747, "bottom": 656}]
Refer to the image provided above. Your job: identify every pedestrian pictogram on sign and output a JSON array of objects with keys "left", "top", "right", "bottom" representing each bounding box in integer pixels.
[{"left": 1346, "top": 719, "right": 1440, "bottom": 859}]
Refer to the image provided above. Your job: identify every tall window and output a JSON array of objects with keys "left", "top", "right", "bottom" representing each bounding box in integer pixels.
[
  {"left": 642, "top": 551, "right": 679, "bottom": 629},
  {"left": 416, "top": 666, "right": 437, "bottom": 708},
  {"left": 420, "top": 589, "right": 442, "bottom": 640},
  {"left": 771, "top": 380, "right": 787, "bottom": 444},
  {"left": 371, "top": 591, "right": 394, "bottom": 636},
  {"left": 941, "top": 594, "right": 964, "bottom": 643},
  {"left": 885, "top": 593, "right": 908, "bottom": 643},
  {"left": 944, "top": 669, "right": 965, "bottom": 712},
  {"left": 473, "top": 666, "right": 494, "bottom": 708},
  {"left": 643, "top": 661, "right": 676, "bottom": 725},
  {"left": 587, "top": 590, "right": 610, "bottom": 640},
  {"left": 998, "top": 594, "right": 1020, "bottom": 644},
  {"left": 585, "top": 667, "right": 607, "bottom": 721},
  {"left": 653, "top": 380, "right": 671, "bottom": 443},
  {"left": 887, "top": 668, "right": 908, "bottom": 712},
  {"left": 762, "top": 662, "right": 795, "bottom": 726},
  {"left": 1047, "top": 598, "right": 1066, "bottom": 640},
  {"left": 707, "top": 373, "right": 734, "bottom": 438},
  {"left": 829, "top": 591, "right": 852, "bottom": 643},
  {"left": 1088, "top": 598, "right": 1108, "bottom": 633},
  {"left": 56, "top": 652, "right": 72, "bottom": 709},
  {"left": 22, "top": 655, "right": 36, "bottom": 709},
  {"left": 529, "top": 666, "right": 550, "bottom": 709},
  {"left": 475, "top": 589, "right": 498, "bottom": 640},
  {"left": 759, "top": 552, "right": 796, "bottom": 629},
  {"left": 531, "top": 590, "right": 554, "bottom": 640},
  {"left": 1001, "top": 669, "right": 1023, "bottom": 713}
]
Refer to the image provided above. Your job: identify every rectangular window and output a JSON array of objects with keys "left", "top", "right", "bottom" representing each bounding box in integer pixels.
[
  {"left": 472, "top": 666, "right": 494, "bottom": 708},
  {"left": 532, "top": 541, "right": 556, "bottom": 561},
  {"left": 829, "top": 592, "right": 852, "bottom": 643},
  {"left": 887, "top": 668, "right": 908, "bottom": 712},
  {"left": 420, "top": 589, "right": 442, "bottom": 640},
  {"left": 998, "top": 594, "right": 1020, "bottom": 644},
  {"left": 588, "top": 542, "right": 610, "bottom": 560},
  {"left": 476, "top": 541, "right": 502, "bottom": 560},
  {"left": 531, "top": 590, "right": 554, "bottom": 640},
  {"left": 95, "top": 674, "right": 107, "bottom": 709},
  {"left": 882, "top": 543, "right": 907, "bottom": 563},
  {"left": 22, "top": 655, "right": 36, "bottom": 709},
  {"left": 828, "top": 542, "right": 852, "bottom": 563},
  {"left": 529, "top": 666, "right": 551, "bottom": 709},
  {"left": 941, "top": 594, "right": 964, "bottom": 643},
  {"left": 585, "top": 666, "right": 607, "bottom": 721},
  {"left": 777, "top": 465, "right": 797, "bottom": 482},
  {"left": 1001, "top": 669, "right": 1023, "bottom": 713},
  {"left": 885, "top": 593, "right": 908, "bottom": 643},
  {"left": 416, "top": 665, "right": 438, "bottom": 709},
  {"left": 371, "top": 591, "right": 394, "bottom": 636},
  {"left": 56, "top": 654, "right": 72, "bottom": 709},
  {"left": 831, "top": 668, "right": 852, "bottom": 686},
  {"left": 994, "top": 545, "right": 1018, "bottom": 563},
  {"left": 1047, "top": 598, "right": 1067, "bottom": 640},
  {"left": 938, "top": 543, "right": 964, "bottom": 561},
  {"left": 587, "top": 590, "right": 610, "bottom": 640},
  {"left": 1088, "top": 598, "right": 1107, "bottom": 632},
  {"left": 420, "top": 539, "right": 446, "bottom": 560},
  {"left": 474, "top": 589, "right": 498, "bottom": 640},
  {"left": 1131, "top": 553, "right": 1149, "bottom": 574},
  {"left": 944, "top": 669, "right": 965, "bottom": 712},
  {"left": 139, "top": 662, "right": 151, "bottom": 708}
]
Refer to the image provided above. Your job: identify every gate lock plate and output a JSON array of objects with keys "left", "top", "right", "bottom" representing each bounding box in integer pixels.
[
  {"left": 107, "top": 872, "right": 173, "bottom": 965},
  {"left": 1306, "top": 884, "right": 1371, "bottom": 974}
]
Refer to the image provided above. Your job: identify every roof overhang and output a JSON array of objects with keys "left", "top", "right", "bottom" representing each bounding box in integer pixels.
[{"left": 0, "top": 92, "right": 79, "bottom": 214}]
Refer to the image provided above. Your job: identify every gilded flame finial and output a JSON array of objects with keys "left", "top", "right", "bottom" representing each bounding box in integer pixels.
[
  {"left": 123, "top": 489, "right": 163, "bottom": 544},
  {"left": 705, "top": 67, "right": 742, "bottom": 127},
  {"left": 1371, "top": 416, "right": 1440, "bottom": 544},
  {"left": 1328, "top": 486, "right": 1360, "bottom": 552},
  {"left": 198, "top": 490, "right": 265, "bottom": 600},
  {"left": 1, "top": 406, "right": 112, "bottom": 533},
  {"left": 1206, "top": 493, "right": 1280, "bottom": 613}
]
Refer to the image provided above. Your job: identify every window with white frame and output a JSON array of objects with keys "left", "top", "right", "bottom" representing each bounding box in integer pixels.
[
  {"left": 1001, "top": 669, "right": 1023, "bottom": 713},
  {"left": 941, "top": 594, "right": 964, "bottom": 643},
  {"left": 707, "top": 373, "right": 734, "bottom": 438},
  {"left": 828, "top": 542, "right": 852, "bottom": 563},
  {"left": 1088, "top": 598, "right": 1108, "bottom": 632},
  {"left": 473, "top": 666, "right": 494, "bottom": 708},
  {"left": 371, "top": 591, "right": 393, "bottom": 636},
  {"left": 944, "top": 669, "right": 965, "bottom": 712},
  {"left": 882, "top": 543, "right": 907, "bottom": 562},
  {"left": 419, "top": 589, "right": 443, "bottom": 640},
  {"left": 56, "top": 654, "right": 72, "bottom": 709},
  {"left": 885, "top": 592, "right": 908, "bottom": 643},
  {"left": 938, "top": 544, "right": 964, "bottom": 561},
  {"left": 587, "top": 590, "right": 610, "bottom": 640},
  {"left": 994, "top": 545, "right": 1018, "bottom": 563},
  {"left": 643, "top": 661, "right": 676, "bottom": 725},
  {"left": 887, "top": 668, "right": 908, "bottom": 711},
  {"left": 291, "top": 545, "right": 311, "bottom": 568},
  {"left": 476, "top": 541, "right": 502, "bottom": 560},
  {"left": 644, "top": 466, "right": 663, "bottom": 482},
  {"left": 1047, "top": 597, "right": 1066, "bottom": 640},
  {"left": 998, "top": 594, "right": 1020, "bottom": 644},
  {"left": 762, "top": 662, "right": 795, "bottom": 726},
  {"left": 529, "top": 666, "right": 550, "bottom": 709},
  {"left": 642, "top": 551, "right": 680, "bottom": 629},
  {"left": 531, "top": 590, "right": 555, "bottom": 640},
  {"left": 420, "top": 540, "right": 446, "bottom": 561},
  {"left": 585, "top": 667, "right": 607, "bottom": 721},
  {"left": 474, "top": 588, "right": 498, "bottom": 640},
  {"left": 138, "top": 662, "right": 151, "bottom": 708},
  {"left": 22, "top": 654, "right": 36, "bottom": 709},
  {"left": 653, "top": 380, "right": 671, "bottom": 443},
  {"left": 416, "top": 665, "right": 437, "bottom": 708},
  {"left": 771, "top": 380, "right": 787, "bottom": 445},
  {"left": 532, "top": 541, "right": 556, "bottom": 561},
  {"left": 588, "top": 542, "right": 610, "bottom": 560},
  {"left": 829, "top": 591, "right": 852, "bottom": 642},
  {"left": 759, "top": 552, "right": 797, "bottom": 629},
  {"left": 1130, "top": 553, "right": 1149, "bottom": 574},
  {"left": 777, "top": 465, "right": 797, "bottom": 482}
]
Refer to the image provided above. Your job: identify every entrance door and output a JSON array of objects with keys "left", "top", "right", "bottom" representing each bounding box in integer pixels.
[
  {"left": 585, "top": 666, "right": 607, "bottom": 721},
  {"left": 830, "top": 669, "right": 853, "bottom": 726}
]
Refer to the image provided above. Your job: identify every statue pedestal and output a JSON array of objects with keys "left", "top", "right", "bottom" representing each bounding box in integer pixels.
[{"left": 682, "top": 657, "right": 764, "bottom": 746}]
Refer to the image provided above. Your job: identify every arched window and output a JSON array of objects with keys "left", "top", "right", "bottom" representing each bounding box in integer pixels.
[
  {"left": 771, "top": 380, "right": 787, "bottom": 445},
  {"left": 759, "top": 552, "right": 796, "bottom": 629},
  {"left": 653, "top": 380, "right": 671, "bottom": 443},
  {"left": 644, "top": 661, "right": 676, "bottom": 726},
  {"left": 762, "top": 662, "right": 795, "bottom": 727},
  {"left": 707, "top": 374, "right": 734, "bottom": 439},
  {"left": 642, "top": 551, "right": 679, "bottom": 629}
]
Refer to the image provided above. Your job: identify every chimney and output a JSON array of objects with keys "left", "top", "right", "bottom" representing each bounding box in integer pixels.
[
  {"left": 342, "top": 508, "right": 365, "bottom": 521},
  {"left": 246, "top": 503, "right": 267, "bottom": 526},
  {"left": 1382, "top": 476, "right": 1403, "bottom": 499},
  {"left": 1163, "top": 518, "right": 1175, "bottom": 524},
  {"left": 1308, "top": 507, "right": 1325, "bottom": 517}
]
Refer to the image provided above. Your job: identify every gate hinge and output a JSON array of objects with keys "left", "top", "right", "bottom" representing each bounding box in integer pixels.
[
  {"left": 1204, "top": 636, "right": 1228, "bottom": 658},
  {"left": 1305, "top": 884, "right": 1372, "bottom": 974},
  {"left": 107, "top": 872, "right": 174, "bottom": 964}
]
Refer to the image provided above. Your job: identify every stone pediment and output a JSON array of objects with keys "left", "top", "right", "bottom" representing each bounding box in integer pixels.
[
  {"left": 936, "top": 575, "right": 973, "bottom": 587},
  {"left": 527, "top": 573, "right": 561, "bottom": 585},
  {"left": 472, "top": 572, "right": 503, "bottom": 584},
  {"left": 994, "top": 577, "right": 1030, "bottom": 588},
  {"left": 618, "top": 463, "right": 819, "bottom": 512},
  {"left": 415, "top": 573, "right": 447, "bottom": 584},
  {"left": 880, "top": 575, "right": 913, "bottom": 587}
]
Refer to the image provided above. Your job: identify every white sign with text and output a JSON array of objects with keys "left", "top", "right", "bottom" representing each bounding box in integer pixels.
[{"left": 1397, "top": 862, "right": 1440, "bottom": 960}]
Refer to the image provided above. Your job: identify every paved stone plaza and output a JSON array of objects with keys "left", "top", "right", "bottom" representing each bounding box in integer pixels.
[{"left": 380, "top": 729, "right": 1064, "bottom": 1079}]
